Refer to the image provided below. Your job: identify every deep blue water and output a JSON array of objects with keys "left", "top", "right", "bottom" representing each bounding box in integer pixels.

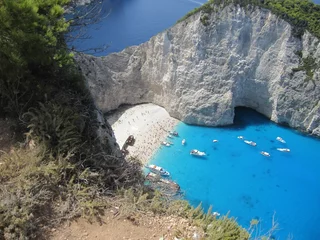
[
  {"left": 71, "top": 0, "right": 320, "bottom": 56},
  {"left": 71, "top": 0, "right": 206, "bottom": 56},
  {"left": 149, "top": 108, "right": 320, "bottom": 239}
]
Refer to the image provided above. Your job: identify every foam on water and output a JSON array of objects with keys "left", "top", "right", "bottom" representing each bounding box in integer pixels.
[{"left": 149, "top": 108, "right": 320, "bottom": 240}]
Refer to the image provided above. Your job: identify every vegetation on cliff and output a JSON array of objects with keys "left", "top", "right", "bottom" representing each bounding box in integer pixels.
[
  {"left": 178, "top": 0, "right": 320, "bottom": 39},
  {"left": 0, "top": 0, "right": 143, "bottom": 238}
]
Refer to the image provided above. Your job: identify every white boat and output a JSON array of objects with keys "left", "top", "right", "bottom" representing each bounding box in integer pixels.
[
  {"left": 277, "top": 148, "right": 290, "bottom": 152},
  {"left": 237, "top": 136, "right": 244, "bottom": 140},
  {"left": 169, "top": 131, "right": 179, "bottom": 136},
  {"left": 146, "top": 164, "right": 170, "bottom": 176},
  {"left": 161, "top": 141, "right": 171, "bottom": 147},
  {"left": 260, "top": 151, "right": 270, "bottom": 157},
  {"left": 167, "top": 134, "right": 173, "bottom": 139},
  {"left": 212, "top": 139, "right": 218, "bottom": 143},
  {"left": 276, "top": 136, "right": 286, "bottom": 143},
  {"left": 190, "top": 149, "right": 206, "bottom": 156},
  {"left": 244, "top": 140, "right": 257, "bottom": 146},
  {"left": 182, "top": 139, "right": 186, "bottom": 145},
  {"left": 212, "top": 211, "right": 221, "bottom": 217}
]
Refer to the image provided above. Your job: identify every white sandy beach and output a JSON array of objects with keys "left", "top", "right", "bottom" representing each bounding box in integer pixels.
[{"left": 106, "top": 103, "right": 179, "bottom": 164}]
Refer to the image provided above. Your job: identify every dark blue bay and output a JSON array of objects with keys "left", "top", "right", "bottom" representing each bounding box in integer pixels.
[
  {"left": 70, "top": 0, "right": 320, "bottom": 56},
  {"left": 71, "top": 0, "right": 206, "bottom": 56}
]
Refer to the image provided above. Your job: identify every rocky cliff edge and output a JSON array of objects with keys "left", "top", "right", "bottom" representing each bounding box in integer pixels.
[{"left": 75, "top": 4, "right": 320, "bottom": 136}]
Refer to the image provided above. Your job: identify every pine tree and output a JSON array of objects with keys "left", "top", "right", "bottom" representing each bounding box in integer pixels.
[{"left": 0, "top": 0, "right": 73, "bottom": 115}]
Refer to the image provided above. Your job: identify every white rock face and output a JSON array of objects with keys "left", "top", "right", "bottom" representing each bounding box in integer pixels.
[{"left": 76, "top": 4, "right": 320, "bottom": 136}]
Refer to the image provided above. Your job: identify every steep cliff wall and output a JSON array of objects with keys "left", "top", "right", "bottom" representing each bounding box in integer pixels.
[{"left": 76, "top": 4, "right": 320, "bottom": 136}]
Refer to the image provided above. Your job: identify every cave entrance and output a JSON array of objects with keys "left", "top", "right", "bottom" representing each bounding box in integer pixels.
[{"left": 232, "top": 107, "right": 271, "bottom": 129}]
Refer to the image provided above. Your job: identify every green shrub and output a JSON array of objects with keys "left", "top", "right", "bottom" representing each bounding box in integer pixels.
[
  {"left": 0, "top": 0, "right": 73, "bottom": 116},
  {"left": 292, "top": 55, "right": 318, "bottom": 79},
  {"left": 177, "top": 0, "right": 320, "bottom": 39},
  {"left": 23, "top": 102, "right": 83, "bottom": 156},
  {"left": 200, "top": 14, "right": 210, "bottom": 26}
]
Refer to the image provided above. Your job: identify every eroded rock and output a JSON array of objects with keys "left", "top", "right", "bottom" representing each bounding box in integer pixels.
[{"left": 76, "top": 4, "right": 320, "bottom": 136}]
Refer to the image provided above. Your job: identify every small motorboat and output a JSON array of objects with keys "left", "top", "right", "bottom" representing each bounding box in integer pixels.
[
  {"left": 169, "top": 131, "right": 179, "bottom": 137},
  {"left": 212, "top": 139, "right": 218, "bottom": 143},
  {"left": 244, "top": 140, "right": 257, "bottom": 146},
  {"left": 146, "top": 164, "right": 170, "bottom": 176},
  {"left": 276, "top": 137, "right": 286, "bottom": 143},
  {"left": 212, "top": 211, "right": 221, "bottom": 217},
  {"left": 182, "top": 139, "right": 186, "bottom": 145},
  {"left": 277, "top": 148, "right": 290, "bottom": 152},
  {"left": 237, "top": 136, "right": 244, "bottom": 140},
  {"left": 161, "top": 141, "right": 171, "bottom": 147},
  {"left": 260, "top": 151, "right": 270, "bottom": 157},
  {"left": 167, "top": 134, "right": 173, "bottom": 139},
  {"left": 190, "top": 149, "right": 206, "bottom": 156}
]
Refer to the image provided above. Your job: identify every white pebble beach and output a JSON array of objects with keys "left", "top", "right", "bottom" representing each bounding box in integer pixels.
[{"left": 106, "top": 103, "right": 179, "bottom": 164}]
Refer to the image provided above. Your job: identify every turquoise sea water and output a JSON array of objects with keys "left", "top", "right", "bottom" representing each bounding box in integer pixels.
[{"left": 149, "top": 108, "right": 320, "bottom": 240}]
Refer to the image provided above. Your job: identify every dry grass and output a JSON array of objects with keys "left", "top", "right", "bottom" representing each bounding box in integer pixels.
[
  {"left": 0, "top": 144, "right": 141, "bottom": 239},
  {"left": 109, "top": 188, "right": 250, "bottom": 240}
]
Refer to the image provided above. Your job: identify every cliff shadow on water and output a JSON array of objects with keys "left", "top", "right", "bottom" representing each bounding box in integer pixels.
[{"left": 228, "top": 107, "right": 271, "bottom": 130}]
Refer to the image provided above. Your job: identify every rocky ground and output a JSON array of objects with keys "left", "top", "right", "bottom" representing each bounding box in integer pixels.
[{"left": 50, "top": 210, "right": 204, "bottom": 240}]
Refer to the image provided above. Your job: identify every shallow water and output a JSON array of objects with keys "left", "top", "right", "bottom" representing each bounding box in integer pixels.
[{"left": 149, "top": 108, "right": 320, "bottom": 240}]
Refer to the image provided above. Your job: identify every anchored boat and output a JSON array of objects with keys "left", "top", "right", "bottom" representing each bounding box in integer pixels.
[
  {"left": 260, "top": 151, "right": 270, "bottom": 157},
  {"left": 161, "top": 141, "right": 171, "bottom": 147},
  {"left": 244, "top": 140, "right": 257, "bottom": 146},
  {"left": 276, "top": 136, "right": 286, "bottom": 144},
  {"left": 169, "top": 131, "right": 179, "bottom": 137},
  {"left": 277, "top": 148, "right": 290, "bottom": 152},
  {"left": 190, "top": 149, "right": 206, "bottom": 156},
  {"left": 145, "top": 164, "right": 170, "bottom": 176}
]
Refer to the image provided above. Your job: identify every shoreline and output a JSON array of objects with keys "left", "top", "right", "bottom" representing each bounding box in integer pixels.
[{"left": 106, "top": 103, "right": 179, "bottom": 164}]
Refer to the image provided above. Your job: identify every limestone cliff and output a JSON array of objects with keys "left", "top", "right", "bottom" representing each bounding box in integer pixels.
[{"left": 75, "top": 4, "right": 320, "bottom": 136}]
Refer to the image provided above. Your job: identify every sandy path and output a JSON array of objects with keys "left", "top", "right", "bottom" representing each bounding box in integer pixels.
[
  {"left": 106, "top": 104, "right": 179, "bottom": 164},
  {"left": 50, "top": 211, "right": 203, "bottom": 240}
]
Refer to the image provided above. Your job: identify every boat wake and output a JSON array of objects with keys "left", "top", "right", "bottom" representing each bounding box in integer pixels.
[{"left": 183, "top": 0, "right": 203, "bottom": 6}]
